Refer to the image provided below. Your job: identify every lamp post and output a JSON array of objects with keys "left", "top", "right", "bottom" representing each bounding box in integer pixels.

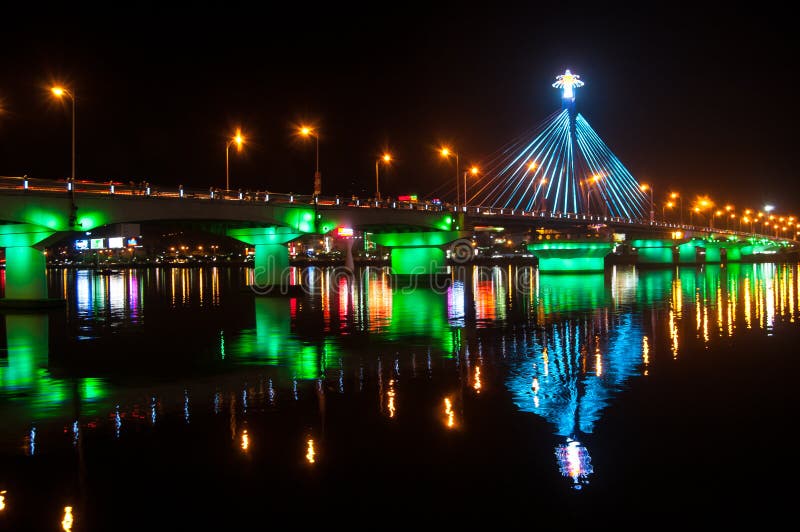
[
  {"left": 690, "top": 207, "right": 701, "bottom": 226},
  {"left": 662, "top": 200, "right": 674, "bottom": 221},
  {"left": 670, "top": 192, "right": 683, "bottom": 224},
  {"left": 51, "top": 86, "right": 76, "bottom": 184},
  {"left": 711, "top": 210, "right": 722, "bottom": 230},
  {"left": 640, "top": 183, "right": 654, "bottom": 223},
  {"left": 300, "top": 126, "right": 321, "bottom": 196},
  {"left": 225, "top": 129, "right": 245, "bottom": 191},
  {"left": 586, "top": 174, "right": 602, "bottom": 215},
  {"left": 464, "top": 166, "right": 479, "bottom": 208},
  {"left": 537, "top": 177, "right": 548, "bottom": 212},
  {"left": 440, "top": 147, "right": 460, "bottom": 207},
  {"left": 724, "top": 205, "right": 733, "bottom": 229},
  {"left": 375, "top": 153, "right": 391, "bottom": 201}
]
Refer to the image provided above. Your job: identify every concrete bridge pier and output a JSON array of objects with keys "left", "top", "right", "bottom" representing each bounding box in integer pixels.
[
  {"left": 0, "top": 224, "right": 64, "bottom": 308},
  {"left": 678, "top": 240, "right": 706, "bottom": 265},
  {"left": 369, "top": 231, "right": 468, "bottom": 278},
  {"left": 630, "top": 239, "right": 677, "bottom": 265},
  {"left": 226, "top": 227, "right": 303, "bottom": 294},
  {"left": 253, "top": 243, "right": 291, "bottom": 288},
  {"left": 527, "top": 241, "right": 616, "bottom": 272},
  {"left": 678, "top": 238, "right": 744, "bottom": 265}
]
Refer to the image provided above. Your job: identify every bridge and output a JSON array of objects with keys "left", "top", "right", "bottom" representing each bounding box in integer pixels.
[{"left": 1, "top": 70, "right": 796, "bottom": 307}]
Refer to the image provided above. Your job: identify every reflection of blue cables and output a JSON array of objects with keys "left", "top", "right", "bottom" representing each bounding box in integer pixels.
[{"left": 469, "top": 109, "right": 648, "bottom": 217}]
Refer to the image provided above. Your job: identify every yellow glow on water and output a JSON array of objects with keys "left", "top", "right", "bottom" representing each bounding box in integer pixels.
[
  {"left": 212, "top": 267, "right": 220, "bottom": 306},
  {"left": 61, "top": 506, "right": 74, "bottom": 531},
  {"left": 241, "top": 430, "right": 249, "bottom": 452},
  {"left": 199, "top": 269, "right": 205, "bottom": 306},
  {"left": 473, "top": 366, "right": 482, "bottom": 393},
  {"left": 696, "top": 290, "right": 702, "bottom": 332},
  {"left": 594, "top": 338, "right": 603, "bottom": 377},
  {"left": 387, "top": 379, "right": 396, "bottom": 418},
  {"left": 642, "top": 336, "right": 649, "bottom": 366},
  {"left": 791, "top": 267, "right": 797, "bottom": 323},
  {"left": 542, "top": 347, "right": 549, "bottom": 376},
  {"left": 744, "top": 276, "right": 752, "bottom": 329},
  {"left": 0, "top": 490, "right": 6, "bottom": 511},
  {"left": 672, "top": 277, "right": 682, "bottom": 317},
  {"left": 764, "top": 268, "right": 776, "bottom": 330},
  {"left": 306, "top": 439, "right": 316, "bottom": 464},
  {"left": 444, "top": 397, "right": 455, "bottom": 428}
]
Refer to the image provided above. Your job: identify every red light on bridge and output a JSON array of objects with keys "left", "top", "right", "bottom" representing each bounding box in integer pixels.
[{"left": 336, "top": 227, "right": 354, "bottom": 237}]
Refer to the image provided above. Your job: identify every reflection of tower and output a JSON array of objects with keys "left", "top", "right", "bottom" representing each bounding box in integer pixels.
[
  {"left": 506, "top": 272, "right": 645, "bottom": 489},
  {"left": 555, "top": 437, "right": 593, "bottom": 489}
]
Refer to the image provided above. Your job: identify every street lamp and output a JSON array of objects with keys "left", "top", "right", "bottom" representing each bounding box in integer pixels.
[
  {"left": 225, "top": 129, "right": 245, "bottom": 191},
  {"left": 670, "top": 192, "right": 683, "bottom": 224},
  {"left": 712, "top": 209, "right": 722, "bottom": 229},
  {"left": 724, "top": 205, "right": 733, "bottom": 229},
  {"left": 375, "top": 152, "right": 391, "bottom": 201},
  {"left": 50, "top": 86, "right": 76, "bottom": 184},
  {"left": 690, "top": 206, "right": 702, "bottom": 226},
  {"left": 662, "top": 200, "right": 674, "bottom": 221},
  {"left": 299, "top": 126, "right": 321, "bottom": 196},
  {"left": 440, "top": 147, "right": 460, "bottom": 207},
  {"left": 586, "top": 174, "right": 602, "bottom": 215},
  {"left": 464, "top": 166, "right": 479, "bottom": 208},
  {"left": 640, "top": 183, "right": 654, "bottom": 223}
]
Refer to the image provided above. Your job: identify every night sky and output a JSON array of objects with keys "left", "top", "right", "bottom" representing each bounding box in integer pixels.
[{"left": 1, "top": 7, "right": 797, "bottom": 212}]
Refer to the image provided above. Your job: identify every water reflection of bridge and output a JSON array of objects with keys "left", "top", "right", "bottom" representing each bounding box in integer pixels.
[{"left": 3, "top": 264, "right": 800, "bottom": 482}]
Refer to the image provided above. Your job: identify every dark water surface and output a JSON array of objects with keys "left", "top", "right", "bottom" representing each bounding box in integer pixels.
[{"left": 1, "top": 264, "right": 797, "bottom": 528}]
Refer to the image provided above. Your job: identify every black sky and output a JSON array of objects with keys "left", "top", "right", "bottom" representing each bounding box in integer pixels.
[{"left": 1, "top": 7, "right": 797, "bottom": 211}]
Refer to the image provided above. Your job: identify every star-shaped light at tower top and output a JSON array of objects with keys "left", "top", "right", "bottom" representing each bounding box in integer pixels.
[{"left": 552, "top": 69, "right": 585, "bottom": 101}]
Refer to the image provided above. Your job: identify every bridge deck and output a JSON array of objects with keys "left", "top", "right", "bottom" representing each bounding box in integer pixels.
[{"left": 0, "top": 175, "right": 794, "bottom": 244}]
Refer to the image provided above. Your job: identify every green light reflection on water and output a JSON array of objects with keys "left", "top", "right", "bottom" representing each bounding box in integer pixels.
[{"left": 1, "top": 314, "right": 108, "bottom": 423}]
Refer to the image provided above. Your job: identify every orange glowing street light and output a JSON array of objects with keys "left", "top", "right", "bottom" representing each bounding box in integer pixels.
[
  {"left": 464, "top": 165, "right": 479, "bottom": 207},
  {"left": 669, "top": 192, "right": 684, "bottom": 224},
  {"left": 225, "top": 128, "right": 245, "bottom": 191},
  {"left": 299, "top": 125, "right": 321, "bottom": 196},
  {"left": 50, "top": 85, "right": 76, "bottom": 184},
  {"left": 640, "top": 183, "right": 654, "bottom": 223},
  {"left": 712, "top": 209, "right": 723, "bottom": 229},
  {"left": 375, "top": 152, "right": 392, "bottom": 201},
  {"left": 662, "top": 200, "right": 674, "bottom": 219},
  {"left": 586, "top": 174, "right": 603, "bottom": 215},
  {"left": 440, "top": 146, "right": 460, "bottom": 207}
]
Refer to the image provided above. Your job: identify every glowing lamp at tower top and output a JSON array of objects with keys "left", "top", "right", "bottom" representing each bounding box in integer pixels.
[{"left": 553, "top": 69, "right": 584, "bottom": 101}]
